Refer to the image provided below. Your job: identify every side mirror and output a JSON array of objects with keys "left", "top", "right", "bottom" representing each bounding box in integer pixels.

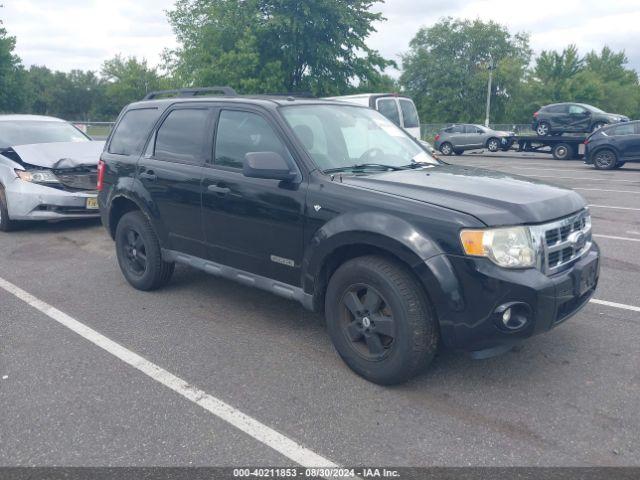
[{"left": 243, "top": 151, "right": 297, "bottom": 181}]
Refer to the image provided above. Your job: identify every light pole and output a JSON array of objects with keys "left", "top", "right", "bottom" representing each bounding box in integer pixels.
[{"left": 484, "top": 56, "right": 495, "bottom": 128}]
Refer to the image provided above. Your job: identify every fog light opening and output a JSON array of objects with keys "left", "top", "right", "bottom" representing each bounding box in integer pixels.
[{"left": 495, "top": 302, "right": 531, "bottom": 331}]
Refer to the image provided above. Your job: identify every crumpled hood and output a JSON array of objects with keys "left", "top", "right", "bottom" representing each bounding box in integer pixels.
[
  {"left": 341, "top": 164, "right": 587, "bottom": 226},
  {"left": 11, "top": 141, "right": 105, "bottom": 169}
]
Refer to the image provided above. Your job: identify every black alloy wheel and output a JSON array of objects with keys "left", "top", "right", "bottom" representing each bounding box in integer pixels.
[
  {"left": 122, "top": 227, "right": 148, "bottom": 276},
  {"left": 340, "top": 284, "right": 396, "bottom": 361},
  {"left": 593, "top": 149, "right": 618, "bottom": 170}
]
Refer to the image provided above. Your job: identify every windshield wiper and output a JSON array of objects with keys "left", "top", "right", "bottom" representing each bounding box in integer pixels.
[{"left": 323, "top": 163, "right": 405, "bottom": 174}]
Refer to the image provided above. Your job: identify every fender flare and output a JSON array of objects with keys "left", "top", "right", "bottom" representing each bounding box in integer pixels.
[{"left": 302, "top": 211, "right": 465, "bottom": 316}]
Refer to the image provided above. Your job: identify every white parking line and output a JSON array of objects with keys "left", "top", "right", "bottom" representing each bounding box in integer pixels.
[
  {"left": 575, "top": 188, "right": 640, "bottom": 194},
  {"left": 590, "top": 299, "right": 640, "bottom": 313},
  {"left": 588, "top": 204, "right": 640, "bottom": 211},
  {"left": 519, "top": 174, "right": 640, "bottom": 184},
  {"left": 0, "top": 276, "right": 337, "bottom": 469},
  {"left": 594, "top": 234, "right": 640, "bottom": 242}
]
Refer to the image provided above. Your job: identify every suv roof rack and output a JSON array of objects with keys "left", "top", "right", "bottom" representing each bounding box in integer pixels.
[{"left": 143, "top": 86, "right": 237, "bottom": 100}]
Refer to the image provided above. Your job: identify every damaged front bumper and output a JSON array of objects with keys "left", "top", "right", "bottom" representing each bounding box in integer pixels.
[{"left": 4, "top": 176, "right": 99, "bottom": 221}]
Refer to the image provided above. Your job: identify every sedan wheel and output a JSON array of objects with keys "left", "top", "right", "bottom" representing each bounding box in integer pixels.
[
  {"left": 536, "top": 122, "right": 550, "bottom": 136},
  {"left": 439, "top": 142, "right": 453, "bottom": 156},
  {"left": 593, "top": 149, "right": 617, "bottom": 170},
  {"left": 487, "top": 138, "right": 500, "bottom": 152}
]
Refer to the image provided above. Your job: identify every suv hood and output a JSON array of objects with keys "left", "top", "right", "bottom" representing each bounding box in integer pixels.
[
  {"left": 341, "top": 164, "right": 586, "bottom": 226},
  {"left": 10, "top": 141, "right": 105, "bottom": 169}
]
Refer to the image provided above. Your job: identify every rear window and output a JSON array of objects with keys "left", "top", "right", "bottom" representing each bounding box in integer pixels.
[
  {"left": 154, "top": 108, "right": 211, "bottom": 164},
  {"left": 399, "top": 99, "right": 420, "bottom": 128},
  {"left": 109, "top": 108, "right": 159, "bottom": 156},
  {"left": 376, "top": 98, "right": 400, "bottom": 126}
]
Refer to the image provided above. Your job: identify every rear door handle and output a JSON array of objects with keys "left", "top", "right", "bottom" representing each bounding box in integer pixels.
[
  {"left": 139, "top": 171, "right": 157, "bottom": 181},
  {"left": 208, "top": 184, "right": 231, "bottom": 195}
]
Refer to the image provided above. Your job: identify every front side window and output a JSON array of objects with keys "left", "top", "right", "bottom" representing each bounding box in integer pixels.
[
  {"left": 214, "top": 110, "right": 290, "bottom": 169},
  {"left": 0, "top": 121, "right": 89, "bottom": 149},
  {"left": 154, "top": 108, "right": 211, "bottom": 164},
  {"left": 376, "top": 98, "right": 401, "bottom": 126},
  {"left": 569, "top": 105, "right": 587, "bottom": 115},
  {"left": 109, "top": 108, "right": 159, "bottom": 156},
  {"left": 281, "top": 104, "right": 437, "bottom": 172},
  {"left": 399, "top": 99, "right": 420, "bottom": 128}
]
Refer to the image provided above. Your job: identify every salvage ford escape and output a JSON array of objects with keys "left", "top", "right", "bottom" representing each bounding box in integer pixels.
[{"left": 98, "top": 88, "right": 600, "bottom": 385}]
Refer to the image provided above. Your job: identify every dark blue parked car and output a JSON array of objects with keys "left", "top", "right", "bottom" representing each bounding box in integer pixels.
[{"left": 584, "top": 120, "right": 640, "bottom": 169}]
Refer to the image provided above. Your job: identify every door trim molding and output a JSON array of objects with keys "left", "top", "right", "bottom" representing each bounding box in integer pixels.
[{"left": 162, "top": 249, "right": 314, "bottom": 310}]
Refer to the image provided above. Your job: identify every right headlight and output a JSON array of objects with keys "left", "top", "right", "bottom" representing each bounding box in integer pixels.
[
  {"left": 15, "top": 169, "right": 60, "bottom": 184},
  {"left": 460, "top": 226, "right": 537, "bottom": 268}
]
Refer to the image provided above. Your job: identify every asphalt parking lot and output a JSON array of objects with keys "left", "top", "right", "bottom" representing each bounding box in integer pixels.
[{"left": 1, "top": 152, "right": 639, "bottom": 467}]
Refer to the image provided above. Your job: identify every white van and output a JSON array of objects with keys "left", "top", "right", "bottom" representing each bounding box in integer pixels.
[{"left": 325, "top": 93, "right": 422, "bottom": 140}]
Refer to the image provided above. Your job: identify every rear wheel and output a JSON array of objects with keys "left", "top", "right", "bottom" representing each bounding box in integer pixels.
[
  {"left": 439, "top": 142, "right": 453, "bottom": 156},
  {"left": 486, "top": 137, "right": 500, "bottom": 152},
  {"left": 115, "top": 210, "right": 174, "bottom": 290},
  {"left": 325, "top": 255, "right": 438, "bottom": 385},
  {"left": 552, "top": 143, "right": 574, "bottom": 160},
  {"left": 0, "top": 186, "right": 17, "bottom": 232},
  {"left": 536, "top": 122, "right": 551, "bottom": 136},
  {"left": 593, "top": 149, "right": 618, "bottom": 170}
]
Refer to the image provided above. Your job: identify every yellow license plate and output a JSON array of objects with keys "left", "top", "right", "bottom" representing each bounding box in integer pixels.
[{"left": 86, "top": 197, "right": 99, "bottom": 210}]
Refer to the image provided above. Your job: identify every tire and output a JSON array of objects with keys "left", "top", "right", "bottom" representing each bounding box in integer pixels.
[
  {"left": 115, "top": 210, "right": 175, "bottom": 291},
  {"left": 552, "top": 143, "right": 573, "bottom": 160},
  {"left": 439, "top": 142, "right": 453, "bottom": 156},
  {"left": 453, "top": 149, "right": 464, "bottom": 156},
  {"left": 536, "top": 122, "right": 551, "bottom": 136},
  {"left": 592, "top": 149, "right": 618, "bottom": 170},
  {"left": 486, "top": 137, "right": 500, "bottom": 152},
  {"left": 591, "top": 122, "right": 606, "bottom": 132},
  {"left": 324, "top": 255, "right": 438, "bottom": 385},
  {"left": 614, "top": 162, "right": 626, "bottom": 169},
  {"left": 0, "top": 185, "right": 17, "bottom": 232}
]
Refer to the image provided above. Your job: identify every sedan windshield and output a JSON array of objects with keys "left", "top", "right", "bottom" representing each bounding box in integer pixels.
[
  {"left": 281, "top": 104, "right": 437, "bottom": 172},
  {"left": 0, "top": 120, "right": 89, "bottom": 149}
]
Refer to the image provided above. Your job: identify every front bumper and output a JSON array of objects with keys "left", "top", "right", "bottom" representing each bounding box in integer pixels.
[
  {"left": 429, "top": 242, "right": 600, "bottom": 352},
  {"left": 4, "top": 177, "right": 100, "bottom": 221}
]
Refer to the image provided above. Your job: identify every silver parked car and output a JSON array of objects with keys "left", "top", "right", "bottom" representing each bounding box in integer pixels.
[
  {"left": 0, "top": 115, "right": 105, "bottom": 231},
  {"left": 433, "top": 124, "right": 514, "bottom": 156}
]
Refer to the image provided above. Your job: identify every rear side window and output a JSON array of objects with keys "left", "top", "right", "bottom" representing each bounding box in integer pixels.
[
  {"left": 154, "top": 108, "right": 211, "bottom": 164},
  {"left": 546, "top": 105, "right": 567, "bottom": 113},
  {"left": 609, "top": 123, "right": 636, "bottom": 136},
  {"left": 449, "top": 125, "right": 464, "bottom": 133},
  {"left": 214, "top": 110, "right": 290, "bottom": 169},
  {"left": 399, "top": 99, "right": 420, "bottom": 128},
  {"left": 109, "top": 108, "right": 158, "bottom": 156},
  {"left": 376, "top": 98, "right": 400, "bottom": 126}
]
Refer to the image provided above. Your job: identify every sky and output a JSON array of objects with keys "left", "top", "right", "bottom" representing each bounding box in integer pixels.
[{"left": 2, "top": 0, "right": 640, "bottom": 75}]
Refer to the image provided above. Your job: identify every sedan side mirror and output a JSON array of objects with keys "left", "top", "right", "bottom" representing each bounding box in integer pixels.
[{"left": 243, "top": 151, "right": 297, "bottom": 181}]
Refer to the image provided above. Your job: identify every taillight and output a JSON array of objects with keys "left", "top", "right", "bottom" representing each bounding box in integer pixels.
[
  {"left": 435, "top": 134, "right": 441, "bottom": 141},
  {"left": 97, "top": 159, "right": 105, "bottom": 191},
  {"left": 584, "top": 139, "right": 590, "bottom": 145},
  {"left": 533, "top": 111, "right": 539, "bottom": 118}
]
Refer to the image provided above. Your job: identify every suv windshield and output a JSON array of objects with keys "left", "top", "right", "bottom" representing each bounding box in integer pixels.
[
  {"left": 0, "top": 120, "right": 89, "bottom": 149},
  {"left": 281, "top": 104, "right": 436, "bottom": 172}
]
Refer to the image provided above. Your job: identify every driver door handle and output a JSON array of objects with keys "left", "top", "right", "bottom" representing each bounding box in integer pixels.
[{"left": 208, "top": 184, "right": 231, "bottom": 195}]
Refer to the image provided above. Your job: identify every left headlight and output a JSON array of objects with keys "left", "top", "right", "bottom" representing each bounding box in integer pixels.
[
  {"left": 15, "top": 169, "right": 60, "bottom": 184},
  {"left": 460, "top": 226, "right": 537, "bottom": 268}
]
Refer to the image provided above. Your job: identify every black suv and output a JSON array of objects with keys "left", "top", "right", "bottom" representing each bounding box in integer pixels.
[
  {"left": 98, "top": 87, "right": 600, "bottom": 385},
  {"left": 584, "top": 120, "right": 640, "bottom": 169},
  {"left": 533, "top": 102, "right": 629, "bottom": 136}
]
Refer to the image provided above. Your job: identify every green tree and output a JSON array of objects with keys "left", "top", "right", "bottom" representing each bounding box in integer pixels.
[
  {"left": 400, "top": 17, "right": 531, "bottom": 123},
  {"left": 97, "top": 55, "right": 170, "bottom": 118},
  {"left": 165, "top": 0, "right": 393, "bottom": 96},
  {"left": 0, "top": 11, "right": 25, "bottom": 112}
]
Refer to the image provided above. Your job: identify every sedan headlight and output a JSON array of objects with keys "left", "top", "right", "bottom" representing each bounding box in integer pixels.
[
  {"left": 460, "top": 226, "right": 537, "bottom": 268},
  {"left": 15, "top": 169, "right": 60, "bottom": 184}
]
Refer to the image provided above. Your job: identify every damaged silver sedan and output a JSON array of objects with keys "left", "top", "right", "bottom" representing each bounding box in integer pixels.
[{"left": 0, "top": 115, "right": 105, "bottom": 231}]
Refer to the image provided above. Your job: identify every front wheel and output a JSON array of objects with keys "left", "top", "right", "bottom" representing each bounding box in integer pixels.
[
  {"left": 0, "top": 186, "right": 17, "bottom": 232},
  {"left": 486, "top": 137, "right": 500, "bottom": 152},
  {"left": 325, "top": 256, "right": 438, "bottom": 385},
  {"left": 115, "top": 210, "right": 175, "bottom": 291},
  {"left": 593, "top": 149, "right": 618, "bottom": 170}
]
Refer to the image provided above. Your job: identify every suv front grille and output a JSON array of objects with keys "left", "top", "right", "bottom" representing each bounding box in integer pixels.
[{"left": 531, "top": 210, "right": 592, "bottom": 275}]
